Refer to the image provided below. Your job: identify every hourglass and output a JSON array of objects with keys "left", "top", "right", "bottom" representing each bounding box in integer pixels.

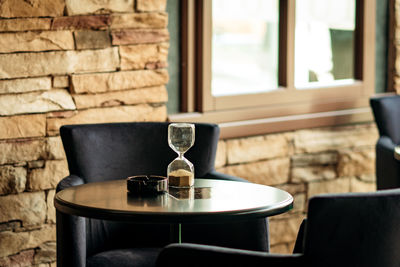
[{"left": 167, "top": 123, "right": 195, "bottom": 188}]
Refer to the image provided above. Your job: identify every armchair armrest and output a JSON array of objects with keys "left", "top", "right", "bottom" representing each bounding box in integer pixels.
[
  {"left": 156, "top": 243, "right": 306, "bottom": 267},
  {"left": 202, "top": 170, "right": 249, "bottom": 183},
  {"left": 56, "top": 174, "right": 85, "bottom": 192},
  {"left": 376, "top": 136, "right": 400, "bottom": 189}
]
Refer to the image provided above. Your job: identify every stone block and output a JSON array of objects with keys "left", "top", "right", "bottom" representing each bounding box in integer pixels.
[
  {"left": 0, "top": 18, "right": 51, "bottom": 32},
  {"left": 215, "top": 141, "right": 226, "bottom": 168},
  {"left": 52, "top": 15, "right": 110, "bottom": 30},
  {"left": 269, "top": 215, "right": 304, "bottom": 245},
  {"left": 71, "top": 69, "right": 169, "bottom": 93},
  {"left": 0, "top": 90, "right": 76, "bottom": 116},
  {"left": 46, "top": 136, "right": 65, "bottom": 160},
  {"left": 0, "top": 166, "right": 26, "bottom": 195},
  {"left": 270, "top": 243, "right": 291, "bottom": 254},
  {"left": 66, "top": 0, "right": 134, "bottom": 15},
  {"left": 276, "top": 183, "right": 306, "bottom": 196},
  {"left": 0, "top": 191, "right": 46, "bottom": 226},
  {"left": 120, "top": 43, "right": 169, "bottom": 70},
  {"left": 0, "top": 250, "right": 34, "bottom": 267},
  {"left": 28, "top": 160, "right": 69, "bottom": 191},
  {"left": 112, "top": 29, "right": 169, "bottom": 45},
  {"left": 291, "top": 152, "right": 338, "bottom": 167},
  {"left": 136, "top": 0, "right": 167, "bottom": 11},
  {"left": 34, "top": 242, "right": 56, "bottom": 264},
  {"left": 226, "top": 133, "right": 290, "bottom": 164},
  {"left": 350, "top": 177, "right": 376, "bottom": 192},
  {"left": 337, "top": 147, "right": 375, "bottom": 177},
  {"left": 0, "top": 114, "right": 46, "bottom": 139},
  {"left": 308, "top": 177, "right": 351, "bottom": 198},
  {"left": 219, "top": 158, "right": 290, "bottom": 186},
  {"left": 0, "top": 31, "right": 74, "bottom": 53},
  {"left": 74, "top": 30, "right": 111, "bottom": 49},
  {"left": 294, "top": 123, "right": 379, "bottom": 153},
  {"left": 0, "top": 0, "right": 64, "bottom": 18},
  {"left": 0, "top": 225, "right": 55, "bottom": 257},
  {"left": 359, "top": 173, "right": 376, "bottom": 183},
  {"left": 0, "top": 77, "right": 51, "bottom": 95},
  {"left": 111, "top": 12, "right": 168, "bottom": 29},
  {"left": 291, "top": 165, "right": 336, "bottom": 183},
  {"left": 47, "top": 105, "right": 167, "bottom": 135},
  {"left": 53, "top": 76, "right": 69, "bottom": 88},
  {"left": 0, "top": 139, "right": 45, "bottom": 165},
  {"left": 46, "top": 190, "right": 56, "bottom": 224},
  {"left": 28, "top": 160, "right": 45, "bottom": 169},
  {"left": 73, "top": 86, "right": 167, "bottom": 109},
  {"left": 0, "top": 48, "right": 119, "bottom": 79}
]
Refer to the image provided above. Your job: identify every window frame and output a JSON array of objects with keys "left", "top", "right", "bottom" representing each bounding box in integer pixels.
[{"left": 170, "top": 0, "right": 376, "bottom": 139}]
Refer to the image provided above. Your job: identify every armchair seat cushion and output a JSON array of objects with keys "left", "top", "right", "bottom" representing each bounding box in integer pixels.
[{"left": 87, "top": 248, "right": 162, "bottom": 267}]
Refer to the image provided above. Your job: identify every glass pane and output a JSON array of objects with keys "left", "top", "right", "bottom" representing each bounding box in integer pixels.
[
  {"left": 212, "top": 0, "right": 279, "bottom": 96},
  {"left": 294, "top": 0, "right": 356, "bottom": 88}
]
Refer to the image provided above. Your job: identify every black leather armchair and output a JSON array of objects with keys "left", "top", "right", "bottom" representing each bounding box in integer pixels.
[
  {"left": 370, "top": 95, "right": 400, "bottom": 189},
  {"left": 157, "top": 189, "right": 400, "bottom": 267},
  {"left": 56, "top": 122, "right": 269, "bottom": 267}
]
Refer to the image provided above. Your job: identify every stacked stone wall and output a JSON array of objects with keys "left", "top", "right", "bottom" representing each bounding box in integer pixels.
[{"left": 0, "top": 0, "right": 168, "bottom": 266}]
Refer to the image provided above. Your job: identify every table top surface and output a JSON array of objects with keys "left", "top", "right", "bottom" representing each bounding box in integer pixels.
[{"left": 54, "top": 178, "right": 293, "bottom": 223}]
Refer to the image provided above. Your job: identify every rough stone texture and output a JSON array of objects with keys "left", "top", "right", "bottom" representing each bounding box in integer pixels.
[
  {"left": 46, "top": 136, "right": 65, "bottom": 160},
  {"left": 0, "top": 139, "right": 45, "bottom": 165},
  {"left": 0, "top": 166, "right": 26, "bottom": 195},
  {"left": 0, "top": 249, "right": 34, "bottom": 267},
  {"left": 34, "top": 242, "right": 56, "bottom": 265},
  {"left": 52, "top": 15, "right": 110, "bottom": 30},
  {"left": 215, "top": 141, "right": 226, "bottom": 168},
  {"left": 71, "top": 69, "right": 169, "bottom": 93},
  {"left": 226, "top": 134, "right": 290, "bottom": 164},
  {"left": 0, "top": 77, "right": 51, "bottom": 94},
  {"left": 0, "top": 31, "right": 74, "bottom": 53},
  {"left": 28, "top": 160, "right": 69, "bottom": 191},
  {"left": 294, "top": 124, "right": 379, "bottom": 153},
  {"left": 0, "top": 48, "right": 119, "bottom": 79},
  {"left": 53, "top": 76, "right": 69, "bottom": 88},
  {"left": 219, "top": 158, "right": 290, "bottom": 186},
  {"left": 74, "top": 30, "right": 111, "bottom": 50},
  {"left": 66, "top": 0, "right": 134, "bottom": 15},
  {"left": 291, "top": 152, "right": 338, "bottom": 167},
  {"left": 308, "top": 177, "right": 351, "bottom": 197},
  {"left": 350, "top": 177, "right": 376, "bottom": 192},
  {"left": 28, "top": 160, "right": 45, "bottom": 169},
  {"left": 136, "top": 0, "right": 167, "bottom": 11},
  {"left": 0, "top": 191, "right": 46, "bottom": 227},
  {"left": 269, "top": 215, "right": 304, "bottom": 245},
  {"left": 270, "top": 243, "right": 291, "bottom": 254},
  {"left": 46, "top": 190, "right": 56, "bottom": 224},
  {"left": 111, "top": 12, "right": 168, "bottom": 29},
  {"left": 73, "top": 86, "right": 167, "bottom": 109},
  {"left": 120, "top": 43, "right": 169, "bottom": 70},
  {"left": 0, "top": 221, "right": 21, "bottom": 232},
  {"left": 291, "top": 165, "right": 336, "bottom": 183},
  {"left": 0, "top": 225, "right": 55, "bottom": 257},
  {"left": 0, "top": 90, "right": 76, "bottom": 116},
  {"left": 337, "top": 147, "right": 375, "bottom": 177},
  {"left": 0, "top": 18, "right": 51, "bottom": 32},
  {"left": 359, "top": 173, "right": 376, "bottom": 183},
  {"left": 112, "top": 29, "right": 169, "bottom": 45},
  {"left": 0, "top": 114, "right": 45, "bottom": 139},
  {"left": 47, "top": 105, "right": 167, "bottom": 135},
  {"left": 0, "top": 0, "right": 64, "bottom": 18}
]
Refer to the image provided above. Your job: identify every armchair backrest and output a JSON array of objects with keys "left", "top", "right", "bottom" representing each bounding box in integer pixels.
[
  {"left": 370, "top": 95, "right": 400, "bottom": 144},
  {"left": 304, "top": 189, "right": 400, "bottom": 267},
  {"left": 60, "top": 122, "right": 220, "bottom": 183}
]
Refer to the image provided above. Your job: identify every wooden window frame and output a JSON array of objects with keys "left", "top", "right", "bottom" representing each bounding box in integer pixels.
[{"left": 170, "top": 0, "right": 376, "bottom": 139}]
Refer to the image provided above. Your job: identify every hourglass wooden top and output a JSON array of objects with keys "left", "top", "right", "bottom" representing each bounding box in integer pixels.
[{"left": 55, "top": 178, "right": 293, "bottom": 223}]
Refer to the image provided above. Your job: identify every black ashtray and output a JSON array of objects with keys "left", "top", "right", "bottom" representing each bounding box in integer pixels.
[{"left": 127, "top": 175, "right": 168, "bottom": 195}]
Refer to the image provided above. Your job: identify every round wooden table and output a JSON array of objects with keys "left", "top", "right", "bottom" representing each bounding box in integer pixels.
[{"left": 55, "top": 178, "right": 293, "bottom": 242}]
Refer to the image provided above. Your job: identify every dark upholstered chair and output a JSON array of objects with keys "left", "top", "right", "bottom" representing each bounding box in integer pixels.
[
  {"left": 56, "top": 122, "right": 269, "bottom": 267},
  {"left": 157, "top": 189, "right": 400, "bottom": 267},
  {"left": 370, "top": 95, "right": 400, "bottom": 189}
]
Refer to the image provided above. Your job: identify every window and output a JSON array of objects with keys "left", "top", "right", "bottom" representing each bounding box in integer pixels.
[{"left": 170, "top": 0, "right": 376, "bottom": 138}]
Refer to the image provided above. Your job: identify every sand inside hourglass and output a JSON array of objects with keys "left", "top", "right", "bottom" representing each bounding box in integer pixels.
[{"left": 168, "top": 169, "right": 194, "bottom": 187}]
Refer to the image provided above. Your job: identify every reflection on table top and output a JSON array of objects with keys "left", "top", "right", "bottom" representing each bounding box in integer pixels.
[{"left": 55, "top": 179, "right": 293, "bottom": 223}]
